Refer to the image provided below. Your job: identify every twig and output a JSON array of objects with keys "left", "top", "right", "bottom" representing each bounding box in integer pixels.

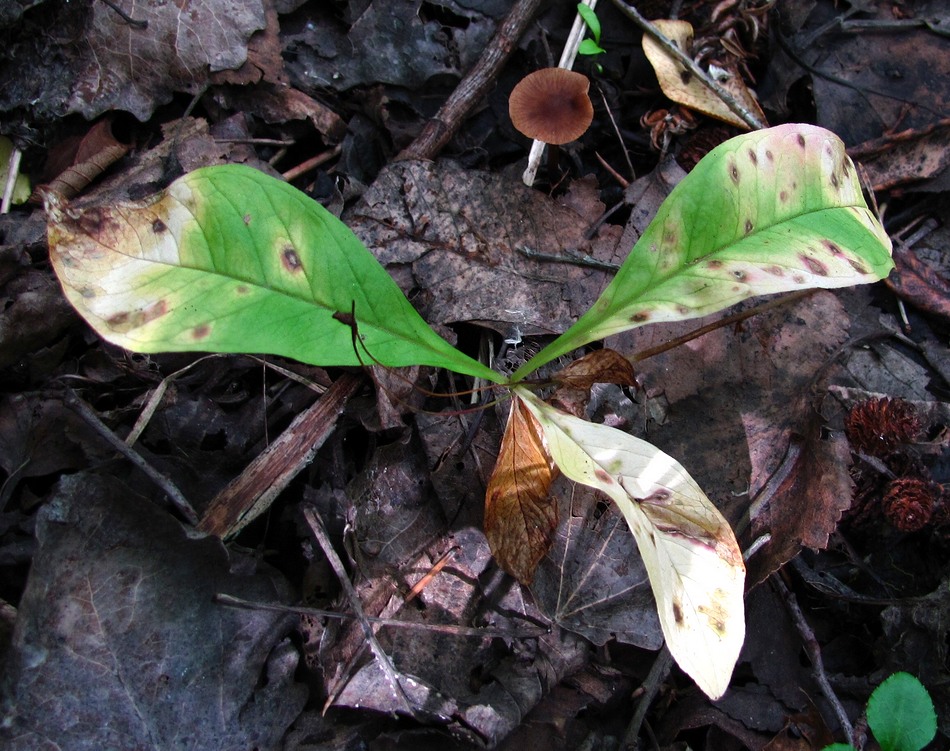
[
  {"left": 1, "top": 144, "right": 22, "bottom": 214},
  {"left": 522, "top": 0, "right": 599, "bottom": 185},
  {"left": 63, "top": 389, "right": 198, "bottom": 525},
  {"left": 301, "top": 504, "right": 417, "bottom": 717},
  {"left": 213, "top": 592, "right": 548, "bottom": 638},
  {"left": 597, "top": 83, "right": 635, "bottom": 182},
  {"left": 98, "top": 0, "right": 148, "bottom": 28},
  {"left": 622, "top": 646, "right": 674, "bottom": 749},
  {"left": 609, "top": 0, "right": 766, "bottom": 130},
  {"left": 398, "top": 0, "right": 545, "bottom": 161},
  {"left": 281, "top": 144, "right": 342, "bottom": 182},
  {"left": 518, "top": 244, "right": 621, "bottom": 271},
  {"left": 772, "top": 571, "right": 856, "bottom": 745},
  {"left": 629, "top": 290, "right": 815, "bottom": 364}
]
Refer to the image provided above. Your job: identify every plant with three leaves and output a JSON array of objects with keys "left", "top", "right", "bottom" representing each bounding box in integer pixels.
[{"left": 46, "top": 124, "right": 894, "bottom": 700}]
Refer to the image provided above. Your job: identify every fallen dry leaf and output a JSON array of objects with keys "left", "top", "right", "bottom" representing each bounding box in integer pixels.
[
  {"left": 347, "top": 159, "right": 623, "bottom": 339},
  {"left": 551, "top": 348, "right": 636, "bottom": 391},
  {"left": 485, "top": 395, "right": 559, "bottom": 585},
  {"left": 67, "top": 0, "right": 269, "bottom": 120},
  {"left": 530, "top": 480, "right": 664, "bottom": 650},
  {"left": 1, "top": 471, "right": 306, "bottom": 750},
  {"left": 642, "top": 19, "right": 764, "bottom": 130}
]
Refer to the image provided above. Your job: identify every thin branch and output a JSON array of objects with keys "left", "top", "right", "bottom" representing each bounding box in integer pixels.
[
  {"left": 772, "top": 571, "right": 856, "bottom": 745},
  {"left": 609, "top": 0, "right": 766, "bottom": 130},
  {"left": 398, "top": 0, "right": 545, "bottom": 161},
  {"left": 622, "top": 646, "right": 674, "bottom": 749},
  {"left": 63, "top": 389, "right": 198, "bottom": 525},
  {"left": 213, "top": 593, "right": 548, "bottom": 639},
  {"left": 301, "top": 504, "right": 418, "bottom": 717}
]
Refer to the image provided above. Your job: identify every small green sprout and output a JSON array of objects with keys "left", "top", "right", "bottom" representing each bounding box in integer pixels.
[
  {"left": 576, "top": 3, "right": 606, "bottom": 70},
  {"left": 823, "top": 672, "right": 937, "bottom": 751}
]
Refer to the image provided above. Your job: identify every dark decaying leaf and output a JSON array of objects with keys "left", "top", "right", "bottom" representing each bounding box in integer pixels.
[
  {"left": 530, "top": 479, "right": 663, "bottom": 650},
  {"left": 70, "top": 0, "right": 267, "bottom": 120},
  {"left": 485, "top": 396, "right": 559, "bottom": 585},
  {"left": 347, "top": 159, "right": 624, "bottom": 339},
  {"left": 551, "top": 348, "right": 636, "bottom": 391},
  {"left": 0, "top": 472, "right": 306, "bottom": 751},
  {"left": 282, "top": 2, "right": 500, "bottom": 94}
]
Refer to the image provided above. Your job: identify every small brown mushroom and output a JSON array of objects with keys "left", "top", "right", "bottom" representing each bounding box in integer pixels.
[{"left": 509, "top": 68, "right": 594, "bottom": 145}]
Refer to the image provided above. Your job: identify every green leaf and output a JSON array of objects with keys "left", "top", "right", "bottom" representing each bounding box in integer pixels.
[
  {"left": 517, "top": 388, "right": 745, "bottom": 700},
  {"left": 821, "top": 745, "right": 857, "bottom": 751},
  {"left": 512, "top": 124, "right": 894, "bottom": 380},
  {"left": 576, "top": 3, "right": 601, "bottom": 43},
  {"left": 578, "top": 39, "right": 607, "bottom": 57},
  {"left": 47, "top": 165, "right": 500, "bottom": 382},
  {"left": 866, "top": 672, "right": 936, "bottom": 751}
]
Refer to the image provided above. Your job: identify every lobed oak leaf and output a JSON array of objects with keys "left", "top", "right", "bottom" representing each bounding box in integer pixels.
[{"left": 485, "top": 396, "right": 559, "bottom": 585}]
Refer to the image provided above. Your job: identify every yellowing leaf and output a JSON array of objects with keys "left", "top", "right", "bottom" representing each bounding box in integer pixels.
[
  {"left": 484, "top": 396, "right": 559, "bottom": 585},
  {"left": 517, "top": 387, "right": 745, "bottom": 700},
  {"left": 641, "top": 19, "right": 765, "bottom": 130},
  {"left": 513, "top": 124, "right": 894, "bottom": 380},
  {"left": 45, "top": 165, "right": 500, "bottom": 382}
]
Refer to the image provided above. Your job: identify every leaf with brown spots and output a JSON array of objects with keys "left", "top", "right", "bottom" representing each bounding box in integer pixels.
[
  {"left": 510, "top": 124, "right": 894, "bottom": 380},
  {"left": 518, "top": 387, "right": 745, "bottom": 700},
  {"left": 485, "top": 395, "right": 559, "bottom": 585},
  {"left": 45, "top": 165, "right": 500, "bottom": 382}
]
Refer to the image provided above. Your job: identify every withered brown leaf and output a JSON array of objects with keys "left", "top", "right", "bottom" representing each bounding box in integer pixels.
[
  {"left": 550, "top": 348, "right": 636, "bottom": 417},
  {"left": 485, "top": 395, "right": 559, "bottom": 585},
  {"left": 552, "top": 348, "right": 636, "bottom": 390}
]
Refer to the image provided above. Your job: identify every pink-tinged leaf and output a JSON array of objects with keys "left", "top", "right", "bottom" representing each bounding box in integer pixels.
[
  {"left": 513, "top": 124, "right": 894, "bottom": 380},
  {"left": 517, "top": 388, "right": 745, "bottom": 700}
]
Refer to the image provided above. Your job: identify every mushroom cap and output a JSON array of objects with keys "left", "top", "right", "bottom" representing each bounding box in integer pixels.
[{"left": 509, "top": 68, "right": 594, "bottom": 145}]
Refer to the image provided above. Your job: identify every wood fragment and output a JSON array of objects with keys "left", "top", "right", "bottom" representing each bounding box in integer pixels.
[
  {"left": 397, "top": 0, "right": 545, "bottom": 161},
  {"left": 197, "top": 372, "right": 362, "bottom": 538}
]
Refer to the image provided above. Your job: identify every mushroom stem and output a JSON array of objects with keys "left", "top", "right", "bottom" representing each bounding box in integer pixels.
[
  {"left": 522, "top": 0, "right": 598, "bottom": 186},
  {"left": 545, "top": 144, "right": 561, "bottom": 184}
]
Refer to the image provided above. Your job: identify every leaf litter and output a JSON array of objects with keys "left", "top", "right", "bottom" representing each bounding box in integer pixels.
[{"left": 1, "top": 0, "right": 950, "bottom": 748}]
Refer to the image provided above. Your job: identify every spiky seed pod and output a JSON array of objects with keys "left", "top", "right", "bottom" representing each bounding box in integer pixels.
[
  {"left": 845, "top": 397, "right": 922, "bottom": 456},
  {"left": 881, "top": 477, "right": 937, "bottom": 532}
]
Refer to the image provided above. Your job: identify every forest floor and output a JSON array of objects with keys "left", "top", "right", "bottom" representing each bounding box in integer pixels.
[{"left": 1, "top": 1, "right": 949, "bottom": 749}]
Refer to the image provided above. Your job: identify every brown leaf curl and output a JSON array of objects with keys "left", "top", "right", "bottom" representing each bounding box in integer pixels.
[{"left": 485, "top": 395, "right": 559, "bottom": 585}]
